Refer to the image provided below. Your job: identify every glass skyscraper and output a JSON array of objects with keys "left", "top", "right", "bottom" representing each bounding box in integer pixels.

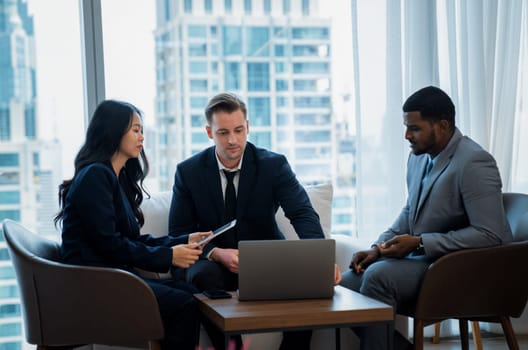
[
  {"left": 0, "top": 1, "right": 60, "bottom": 348},
  {"left": 153, "top": 0, "right": 355, "bottom": 234},
  {"left": 0, "top": 0, "right": 356, "bottom": 344}
]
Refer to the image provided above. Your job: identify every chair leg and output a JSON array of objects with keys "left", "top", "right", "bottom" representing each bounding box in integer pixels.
[
  {"left": 500, "top": 316, "right": 519, "bottom": 350},
  {"left": 459, "top": 319, "right": 469, "bottom": 350},
  {"left": 471, "top": 321, "right": 483, "bottom": 350},
  {"left": 413, "top": 319, "right": 424, "bottom": 350},
  {"left": 433, "top": 322, "right": 441, "bottom": 344}
]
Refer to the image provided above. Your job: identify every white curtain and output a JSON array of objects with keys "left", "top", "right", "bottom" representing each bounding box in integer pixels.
[
  {"left": 436, "top": 0, "right": 524, "bottom": 191},
  {"left": 351, "top": 0, "right": 528, "bottom": 336},
  {"left": 352, "top": 0, "right": 527, "bottom": 235},
  {"left": 511, "top": 2, "right": 528, "bottom": 194},
  {"left": 352, "top": 0, "right": 408, "bottom": 240}
]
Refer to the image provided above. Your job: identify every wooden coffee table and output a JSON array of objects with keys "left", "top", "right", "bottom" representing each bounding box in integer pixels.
[{"left": 195, "top": 285, "right": 393, "bottom": 349}]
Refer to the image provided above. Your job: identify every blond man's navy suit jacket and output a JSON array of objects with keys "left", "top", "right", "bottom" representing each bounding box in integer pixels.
[{"left": 168, "top": 142, "right": 324, "bottom": 257}]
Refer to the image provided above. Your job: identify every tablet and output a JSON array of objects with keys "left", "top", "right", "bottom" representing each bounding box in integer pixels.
[{"left": 197, "top": 219, "right": 237, "bottom": 246}]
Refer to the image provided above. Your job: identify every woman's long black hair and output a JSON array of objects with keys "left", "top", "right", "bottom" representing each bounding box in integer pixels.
[{"left": 54, "top": 100, "right": 150, "bottom": 227}]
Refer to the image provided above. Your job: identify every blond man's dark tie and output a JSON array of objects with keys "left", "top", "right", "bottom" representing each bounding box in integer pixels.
[{"left": 223, "top": 170, "right": 237, "bottom": 220}]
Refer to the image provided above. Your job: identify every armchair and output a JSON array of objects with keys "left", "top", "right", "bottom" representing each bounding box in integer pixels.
[
  {"left": 2, "top": 219, "right": 163, "bottom": 350},
  {"left": 401, "top": 192, "right": 528, "bottom": 350}
]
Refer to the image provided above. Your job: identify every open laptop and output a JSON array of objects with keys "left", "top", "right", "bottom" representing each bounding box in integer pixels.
[{"left": 237, "top": 239, "right": 335, "bottom": 301}]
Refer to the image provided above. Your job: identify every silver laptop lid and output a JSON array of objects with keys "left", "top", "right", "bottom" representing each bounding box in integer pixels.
[{"left": 237, "top": 239, "right": 335, "bottom": 301}]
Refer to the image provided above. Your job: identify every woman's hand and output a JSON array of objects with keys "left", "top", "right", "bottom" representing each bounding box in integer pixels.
[
  {"left": 188, "top": 231, "right": 212, "bottom": 246},
  {"left": 171, "top": 244, "right": 202, "bottom": 268}
]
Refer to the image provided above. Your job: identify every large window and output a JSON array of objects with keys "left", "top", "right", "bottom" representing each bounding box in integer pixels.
[
  {"left": 3, "top": 0, "right": 528, "bottom": 344},
  {"left": 0, "top": 1, "right": 84, "bottom": 348},
  {"left": 100, "top": 0, "right": 352, "bottom": 205}
]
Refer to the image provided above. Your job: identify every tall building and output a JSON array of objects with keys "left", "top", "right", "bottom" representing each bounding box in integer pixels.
[
  {"left": 153, "top": 0, "right": 355, "bottom": 234},
  {"left": 36, "top": 140, "right": 62, "bottom": 240},
  {"left": 0, "top": 0, "right": 36, "bottom": 142},
  {"left": 0, "top": 1, "right": 60, "bottom": 348}
]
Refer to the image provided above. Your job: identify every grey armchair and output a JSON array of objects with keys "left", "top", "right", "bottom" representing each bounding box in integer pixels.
[
  {"left": 401, "top": 192, "right": 528, "bottom": 350},
  {"left": 2, "top": 219, "right": 163, "bottom": 350}
]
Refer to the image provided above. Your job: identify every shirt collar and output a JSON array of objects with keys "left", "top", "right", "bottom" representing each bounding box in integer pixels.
[{"left": 214, "top": 150, "right": 243, "bottom": 172}]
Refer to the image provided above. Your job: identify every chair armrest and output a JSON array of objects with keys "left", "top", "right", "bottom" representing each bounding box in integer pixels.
[
  {"left": 33, "top": 257, "right": 164, "bottom": 346},
  {"left": 412, "top": 241, "right": 528, "bottom": 320}
]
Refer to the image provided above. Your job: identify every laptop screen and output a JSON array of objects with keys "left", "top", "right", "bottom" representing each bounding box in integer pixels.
[{"left": 237, "top": 239, "right": 335, "bottom": 301}]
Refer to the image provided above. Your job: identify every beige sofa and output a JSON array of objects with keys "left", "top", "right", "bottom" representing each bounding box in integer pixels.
[
  {"left": 140, "top": 184, "right": 360, "bottom": 270},
  {"left": 138, "top": 184, "right": 368, "bottom": 349}
]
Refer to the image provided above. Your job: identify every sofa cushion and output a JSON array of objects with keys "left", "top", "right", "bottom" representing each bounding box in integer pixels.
[
  {"left": 140, "top": 183, "right": 333, "bottom": 239},
  {"left": 140, "top": 191, "right": 172, "bottom": 237},
  {"left": 275, "top": 183, "right": 333, "bottom": 239}
]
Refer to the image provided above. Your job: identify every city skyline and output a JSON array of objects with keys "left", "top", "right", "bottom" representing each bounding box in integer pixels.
[
  {"left": 0, "top": 1, "right": 356, "bottom": 348},
  {"left": 28, "top": 0, "right": 354, "bottom": 181}
]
